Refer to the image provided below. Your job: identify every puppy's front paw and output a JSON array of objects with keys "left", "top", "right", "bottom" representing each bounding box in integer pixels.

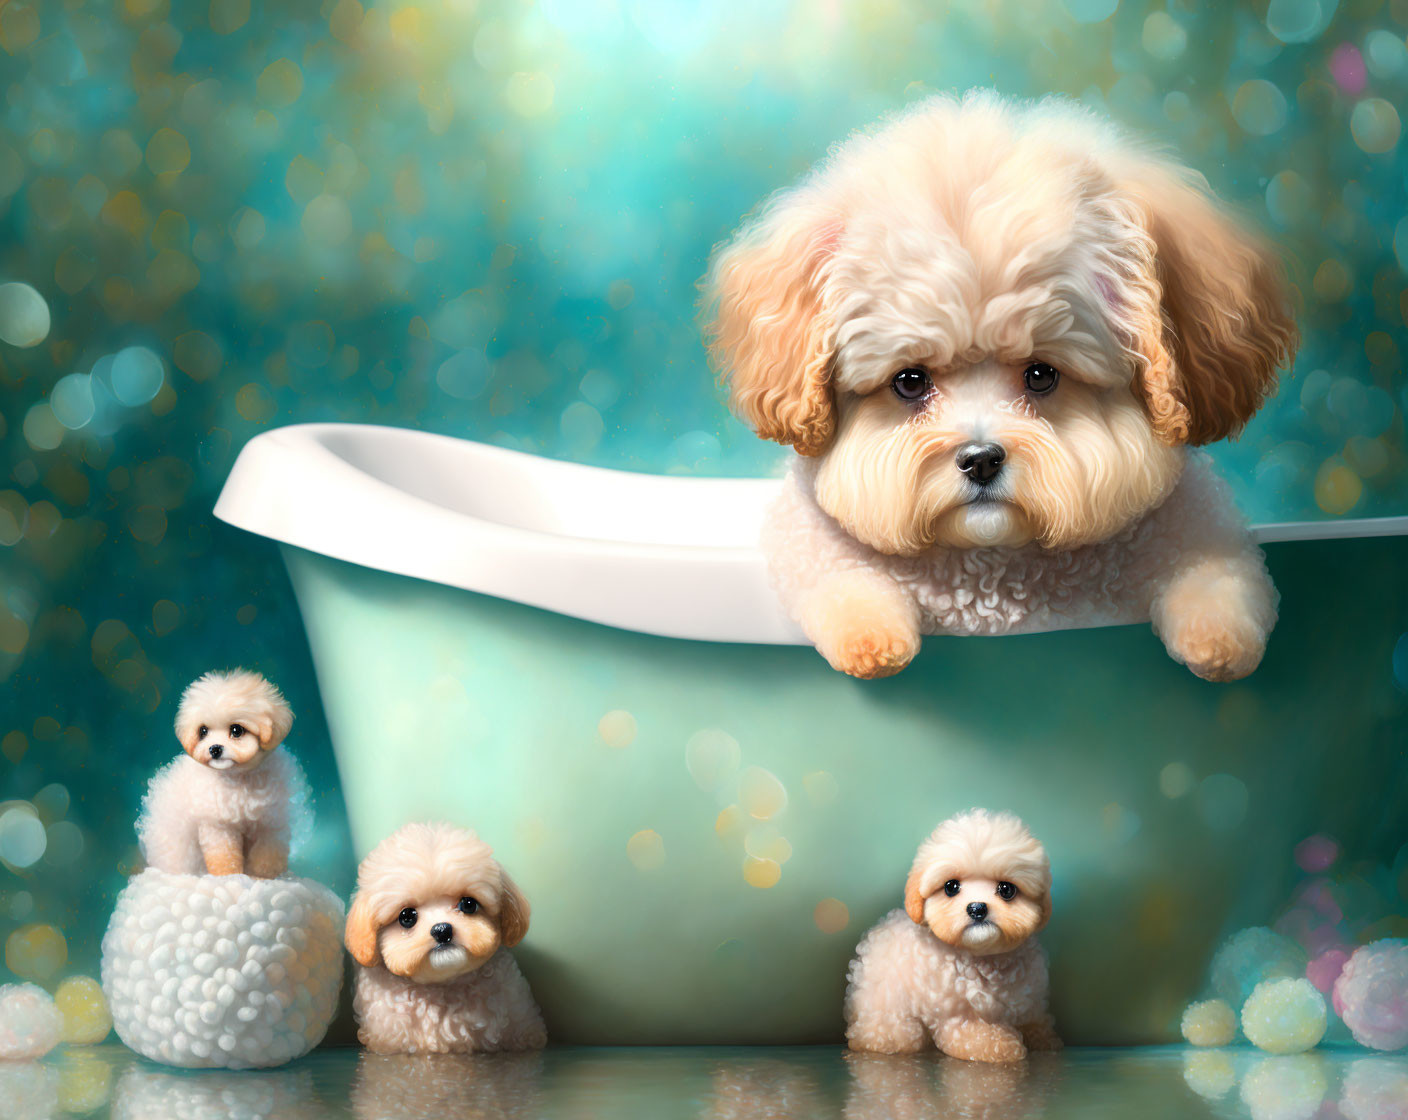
[
  {"left": 939, "top": 1019, "right": 1027, "bottom": 1063},
  {"left": 1162, "top": 608, "right": 1266, "bottom": 682},
  {"left": 803, "top": 572, "right": 920, "bottom": 679}
]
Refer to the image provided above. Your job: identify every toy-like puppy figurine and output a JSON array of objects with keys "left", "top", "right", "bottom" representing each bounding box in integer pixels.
[
  {"left": 345, "top": 822, "right": 547, "bottom": 1054},
  {"left": 139, "top": 669, "right": 301, "bottom": 878},
  {"left": 704, "top": 93, "right": 1296, "bottom": 681},
  {"left": 845, "top": 810, "right": 1060, "bottom": 1061}
]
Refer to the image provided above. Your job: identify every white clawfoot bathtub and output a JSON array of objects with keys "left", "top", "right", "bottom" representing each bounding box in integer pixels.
[{"left": 216, "top": 423, "right": 1408, "bottom": 1044}]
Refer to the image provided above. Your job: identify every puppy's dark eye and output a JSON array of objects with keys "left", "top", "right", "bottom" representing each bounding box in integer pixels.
[
  {"left": 1023, "top": 362, "right": 1060, "bottom": 395},
  {"left": 457, "top": 897, "right": 479, "bottom": 916},
  {"left": 398, "top": 907, "right": 417, "bottom": 928},
  {"left": 996, "top": 881, "right": 1017, "bottom": 901},
  {"left": 891, "top": 368, "right": 931, "bottom": 401},
  {"left": 198, "top": 725, "right": 208, "bottom": 738},
  {"left": 229, "top": 724, "right": 245, "bottom": 739},
  {"left": 943, "top": 880, "right": 961, "bottom": 897}
]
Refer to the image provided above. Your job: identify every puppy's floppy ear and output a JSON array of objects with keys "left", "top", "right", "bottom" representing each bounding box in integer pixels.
[
  {"left": 496, "top": 868, "right": 531, "bottom": 948},
  {"left": 1118, "top": 160, "right": 1297, "bottom": 446},
  {"left": 703, "top": 191, "right": 841, "bottom": 457},
  {"left": 256, "top": 697, "right": 294, "bottom": 751},
  {"left": 344, "top": 894, "right": 380, "bottom": 967},
  {"left": 903, "top": 868, "right": 928, "bottom": 925}
]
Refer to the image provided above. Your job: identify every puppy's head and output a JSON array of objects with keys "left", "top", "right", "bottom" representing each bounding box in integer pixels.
[
  {"left": 343, "top": 822, "right": 531, "bottom": 984},
  {"left": 903, "top": 809, "right": 1051, "bottom": 957},
  {"left": 174, "top": 670, "right": 293, "bottom": 772},
  {"left": 704, "top": 93, "right": 1296, "bottom": 555}
]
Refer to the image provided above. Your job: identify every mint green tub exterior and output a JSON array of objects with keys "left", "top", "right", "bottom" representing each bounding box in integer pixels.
[{"left": 219, "top": 424, "right": 1408, "bottom": 1045}]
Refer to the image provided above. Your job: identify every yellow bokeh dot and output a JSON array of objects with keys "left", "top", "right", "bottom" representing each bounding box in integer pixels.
[
  {"left": 626, "top": 829, "right": 665, "bottom": 871},
  {"left": 236, "top": 382, "right": 276, "bottom": 423},
  {"left": 257, "top": 58, "right": 304, "bottom": 108},
  {"left": 597, "top": 709, "right": 637, "bottom": 749},
  {"left": 1314, "top": 459, "right": 1362, "bottom": 516},
  {"left": 1312, "top": 259, "right": 1351, "bottom": 302},
  {"left": 738, "top": 766, "right": 788, "bottom": 820},
  {"left": 715, "top": 804, "right": 744, "bottom": 839},
  {"left": 55, "top": 976, "right": 112, "bottom": 1045},
  {"left": 145, "top": 128, "right": 191, "bottom": 175},
  {"left": 743, "top": 856, "right": 781, "bottom": 889},
  {"left": 744, "top": 827, "right": 792, "bottom": 865},
  {"left": 814, "top": 898, "right": 850, "bottom": 934},
  {"left": 210, "top": 0, "right": 250, "bottom": 34},
  {"left": 5, "top": 923, "right": 67, "bottom": 981}
]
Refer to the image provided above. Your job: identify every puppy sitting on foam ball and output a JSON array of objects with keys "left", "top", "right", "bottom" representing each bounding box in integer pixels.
[
  {"left": 139, "top": 670, "right": 303, "bottom": 877},
  {"left": 704, "top": 93, "right": 1296, "bottom": 682},
  {"left": 345, "top": 822, "right": 547, "bottom": 1054},
  {"left": 845, "top": 810, "right": 1060, "bottom": 1061}
]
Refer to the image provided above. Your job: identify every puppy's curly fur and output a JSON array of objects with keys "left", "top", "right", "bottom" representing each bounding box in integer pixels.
[
  {"left": 345, "top": 822, "right": 546, "bottom": 1055},
  {"left": 138, "top": 670, "right": 304, "bottom": 878},
  {"left": 845, "top": 810, "right": 1060, "bottom": 1062},
  {"left": 704, "top": 92, "right": 1294, "bottom": 682}
]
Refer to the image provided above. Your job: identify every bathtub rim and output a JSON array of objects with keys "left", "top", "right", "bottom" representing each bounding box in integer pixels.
[{"left": 213, "top": 422, "right": 1408, "bottom": 645}]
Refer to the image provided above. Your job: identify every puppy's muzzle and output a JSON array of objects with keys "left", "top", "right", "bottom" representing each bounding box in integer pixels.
[
  {"left": 956, "top": 442, "right": 1005, "bottom": 485},
  {"left": 430, "top": 922, "right": 454, "bottom": 945}
]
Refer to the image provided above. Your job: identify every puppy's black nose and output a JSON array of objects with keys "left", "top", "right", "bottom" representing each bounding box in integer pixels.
[
  {"left": 430, "top": 922, "right": 453, "bottom": 944},
  {"left": 966, "top": 901, "right": 989, "bottom": 921},
  {"left": 956, "top": 442, "right": 1005, "bottom": 484},
  {"left": 208, "top": 744, "right": 223, "bottom": 759}
]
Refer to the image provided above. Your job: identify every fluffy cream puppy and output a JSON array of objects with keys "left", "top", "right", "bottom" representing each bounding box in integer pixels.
[
  {"left": 845, "top": 810, "right": 1059, "bottom": 1062},
  {"left": 345, "top": 822, "right": 546, "bottom": 1055},
  {"left": 138, "top": 670, "right": 302, "bottom": 877},
  {"left": 705, "top": 92, "right": 1295, "bottom": 681}
]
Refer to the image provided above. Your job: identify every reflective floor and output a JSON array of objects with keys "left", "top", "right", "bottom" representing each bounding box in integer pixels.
[{"left": 1, "top": 1044, "right": 1405, "bottom": 1120}]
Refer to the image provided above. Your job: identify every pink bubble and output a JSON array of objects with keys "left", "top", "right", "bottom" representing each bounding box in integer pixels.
[
  {"left": 1296, "top": 836, "right": 1340, "bottom": 874},
  {"left": 1330, "top": 44, "right": 1367, "bottom": 95},
  {"left": 1307, "top": 947, "right": 1349, "bottom": 994}
]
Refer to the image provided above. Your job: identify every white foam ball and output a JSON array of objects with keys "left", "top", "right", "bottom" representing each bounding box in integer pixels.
[
  {"left": 101, "top": 870, "right": 343, "bottom": 1069},
  {"left": 1181, "top": 998, "right": 1237, "bottom": 1046},
  {"left": 0, "top": 982, "right": 62, "bottom": 1059},
  {"left": 1242, "top": 978, "right": 1327, "bottom": 1054}
]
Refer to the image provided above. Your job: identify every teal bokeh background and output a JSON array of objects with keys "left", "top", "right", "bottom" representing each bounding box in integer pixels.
[{"left": 1, "top": 0, "right": 1406, "bottom": 1040}]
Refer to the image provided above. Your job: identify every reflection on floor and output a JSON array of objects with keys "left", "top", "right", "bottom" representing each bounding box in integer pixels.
[{"left": 0, "top": 1043, "right": 1404, "bottom": 1120}]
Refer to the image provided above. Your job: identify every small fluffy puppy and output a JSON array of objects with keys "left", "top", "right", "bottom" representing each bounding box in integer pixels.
[
  {"left": 139, "top": 670, "right": 302, "bottom": 877},
  {"left": 345, "top": 822, "right": 546, "bottom": 1055},
  {"left": 704, "top": 93, "right": 1296, "bottom": 681},
  {"left": 845, "top": 810, "right": 1060, "bottom": 1062}
]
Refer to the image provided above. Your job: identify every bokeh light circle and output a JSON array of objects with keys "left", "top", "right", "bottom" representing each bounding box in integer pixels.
[
  {"left": 50, "top": 373, "right": 95, "bottom": 429},
  {"left": 109, "top": 347, "right": 165, "bottom": 406},
  {"left": 0, "top": 807, "right": 46, "bottom": 867},
  {"left": 1232, "top": 80, "right": 1288, "bottom": 136},
  {"left": 1350, "top": 98, "right": 1401, "bottom": 154},
  {"left": 0, "top": 282, "right": 50, "bottom": 347}
]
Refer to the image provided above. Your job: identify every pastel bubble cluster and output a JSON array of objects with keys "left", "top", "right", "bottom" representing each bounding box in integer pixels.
[
  {"left": 101, "top": 870, "right": 344, "bottom": 1069},
  {"left": 1241, "top": 978, "right": 1328, "bottom": 1054},
  {"left": 1211, "top": 927, "right": 1308, "bottom": 1007},
  {"left": 1334, "top": 940, "right": 1408, "bottom": 1051},
  {"left": 1239, "top": 1054, "right": 1328, "bottom": 1120},
  {"left": 0, "top": 982, "right": 62, "bottom": 1059},
  {"left": 1181, "top": 998, "right": 1237, "bottom": 1046}
]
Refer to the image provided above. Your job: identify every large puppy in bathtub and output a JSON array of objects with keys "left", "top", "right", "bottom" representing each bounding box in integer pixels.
[{"left": 704, "top": 93, "right": 1297, "bottom": 680}]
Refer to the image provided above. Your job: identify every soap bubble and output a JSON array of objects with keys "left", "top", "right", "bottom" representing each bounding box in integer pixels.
[
  {"left": 109, "top": 346, "right": 165, "bottom": 405},
  {"left": 0, "top": 806, "right": 46, "bottom": 867},
  {"left": 0, "top": 281, "right": 50, "bottom": 347},
  {"left": 1241, "top": 978, "right": 1327, "bottom": 1053},
  {"left": 1335, "top": 940, "right": 1408, "bottom": 1051}
]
